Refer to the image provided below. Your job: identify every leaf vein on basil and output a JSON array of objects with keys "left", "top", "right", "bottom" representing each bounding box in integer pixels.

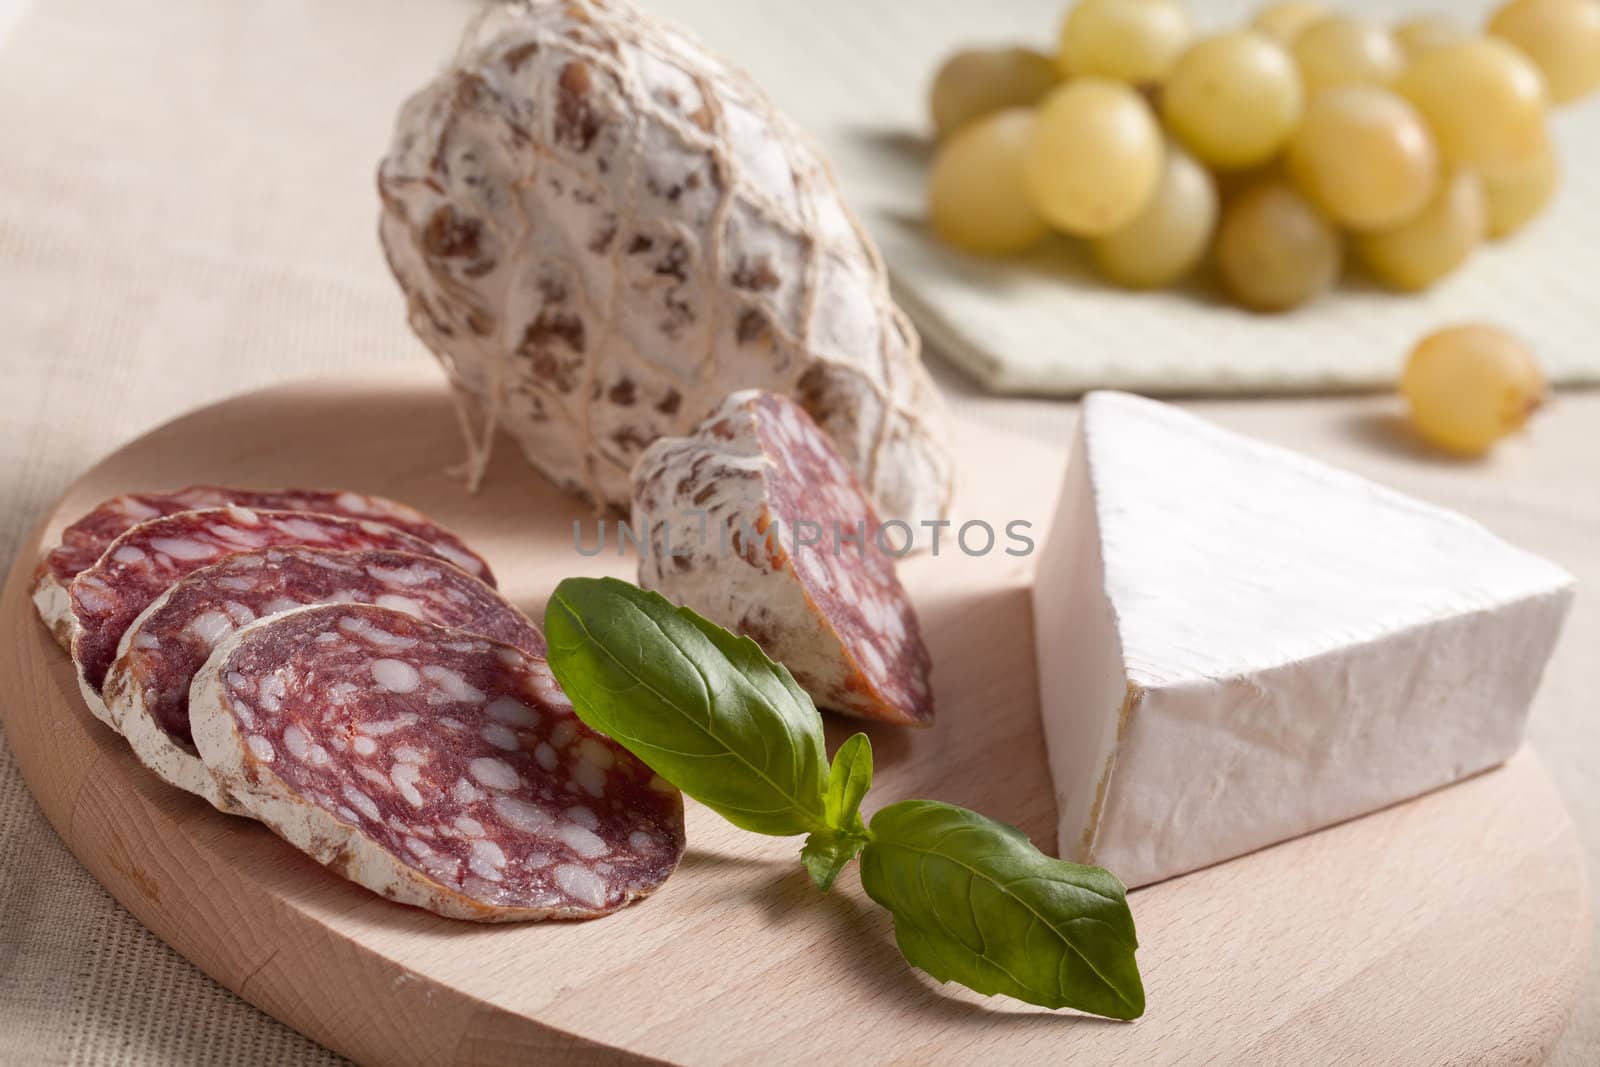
[
  {"left": 887, "top": 837, "right": 1133, "bottom": 1000},
  {"left": 860, "top": 800, "right": 1144, "bottom": 1018},
  {"left": 545, "top": 578, "right": 830, "bottom": 836}
]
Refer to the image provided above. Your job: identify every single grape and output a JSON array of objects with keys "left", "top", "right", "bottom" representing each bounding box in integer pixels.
[
  {"left": 1292, "top": 14, "right": 1405, "bottom": 94},
  {"left": 1357, "top": 169, "right": 1487, "bottom": 291},
  {"left": 1401, "top": 324, "right": 1545, "bottom": 455},
  {"left": 1091, "top": 142, "right": 1219, "bottom": 287},
  {"left": 1058, "top": 0, "right": 1192, "bottom": 83},
  {"left": 1393, "top": 15, "right": 1469, "bottom": 60},
  {"left": 1484, "top": 140, "right": 1560, "bottom": 237},
  {"left": 1488, "top": 0, "right": 1600, "bottom": 104},
  {"left": 928, "top": 109, "right": 1051, "bottom": 255},
  {"left": 929, "top": 47, "right": 1059, "bottom": 139},
  {"left": 1023, "top": 79, "right": 1164, "bottom": 236},
  {"left": 1253, "top": 1, "right": 1326, "bottom": 44},
  {"left": 1396, "top": 38, "right": 1550, "bottom": 181},
  {"left": 1287, "top": 85, "right": 1438, "bottom": 230},
  {"left": 1215, "top": 180, "right": 1343, "bottom": 311},
  {"left": 1164, "top": 31, "right": 1304, "bottom": 170}
]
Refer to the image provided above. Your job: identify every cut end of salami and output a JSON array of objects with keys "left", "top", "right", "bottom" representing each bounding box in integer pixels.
[
  {"left": 105, "top": 547, "right": 544, "bottom": 811},
  {"left": 189, "top": 604, "right": 684, "bottom": 921},
  {"left": 633, "top": 390, "right": 934, "bottom": 727},
  {"left": 68, "top": 506, "right": 471, "bottom": 705}
]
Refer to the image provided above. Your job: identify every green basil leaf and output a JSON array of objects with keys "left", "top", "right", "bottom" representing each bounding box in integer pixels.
[
  {"left": 823, "top": 733, "right": 873, "bottom": 834},
  {"left": 800, "top": 733, "right": 876, "bottom": 891},
  {"left": 544, "top": 577, "right": 829, "bottom": 836},
  {"left": 858, "top": 800, "right": 1144, "bottom": 1019},
  {"left": 800, "top": 828, "right": 871, "bottom": 893}
]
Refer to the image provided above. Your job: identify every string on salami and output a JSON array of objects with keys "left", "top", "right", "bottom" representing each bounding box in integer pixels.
[
  {"left": 189, "top": 604, "right": 684, "bottom": 921},
  {"left": 633, "top": 390, "right": 934, "bottom": 727},
  {"left": 377, "top": 0, "right": 955, "bottom": 525}
]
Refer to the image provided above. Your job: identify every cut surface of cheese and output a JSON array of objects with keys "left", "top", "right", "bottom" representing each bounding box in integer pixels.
[{"left": 1034, "top": 391, "right": 1575, "bottom": 888}]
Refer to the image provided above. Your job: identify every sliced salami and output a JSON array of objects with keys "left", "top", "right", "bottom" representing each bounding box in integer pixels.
[
  {"left": 68, "top": 506, "right": 464, "bottom": 727},
  {"left": 632, "top": 390, "right": 934, "bottom": 726},
  {"left": 33, "top": 486, "right": 493, "bottom": 648},
  {"left": 189, "top": 604, "right": 684, "bottom": 921},
  {"left": 105, "top": 548, "right": 544, "bottom": 810}
]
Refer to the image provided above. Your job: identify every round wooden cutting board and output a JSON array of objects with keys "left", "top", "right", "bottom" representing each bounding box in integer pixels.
[{"left": 0, "top": 366, "right": 1589, "bottom": 1066}]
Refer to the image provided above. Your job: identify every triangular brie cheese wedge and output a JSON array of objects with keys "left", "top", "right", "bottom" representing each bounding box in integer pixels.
[{"left": 1034, "top": 391, "right": 1575, "bottom": 888}]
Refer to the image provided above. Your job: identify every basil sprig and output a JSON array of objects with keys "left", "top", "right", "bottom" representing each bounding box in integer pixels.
[{"left": 545, "top": 577, "right": 1144, "bottom": 1020}]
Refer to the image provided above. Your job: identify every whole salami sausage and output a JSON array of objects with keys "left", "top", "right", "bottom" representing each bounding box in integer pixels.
[
  {"left": 68, "top": 507, "right": 466, "bottom": 727},
  {"left": 189, "top": 603, "right": 685, "bottom": 921},
  {"left": 632, "top": 390, "right": 934, "bottom": 726},
  {"left": 33, "top": 486, "right": 493, "bottom": 649},
  {"left": 105, "top": 547, "right": 544, "bottom": 811}
]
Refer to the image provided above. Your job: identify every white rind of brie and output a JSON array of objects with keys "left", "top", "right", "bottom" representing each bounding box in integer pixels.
[{"left": 1034, "top": 391, "right": 1576, "bottom": 888}]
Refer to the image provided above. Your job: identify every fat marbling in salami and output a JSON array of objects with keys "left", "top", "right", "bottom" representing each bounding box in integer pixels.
[
  {"left": 632, "top": 390, "right": 933, "bottom": 726},
  {"left": 33, "top": 485, "right": 493, "bottom": 649},
  {"left": 104, "top": 547, "right": 544, "bottom": 811},
  {"left": 68, "top": 507, "right": 463, "bottom": 727},
  {"left": 189, "top": 603, "right": 684, "bottom": 921}
]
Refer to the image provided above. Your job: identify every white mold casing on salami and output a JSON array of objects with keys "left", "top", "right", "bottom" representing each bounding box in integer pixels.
[
  {"left": 104, "top": 548, "right": 544, "bottom": 812},
  {"left": 67, "top": 507, "right": 464, "bottom": 729},
  {"left": 189, "top": 604, "right": 684, "bottom": 921},
  {"left": 30, "top": 574, "right": 73, "bottom": 653},
  {"left": 377, "top": 0, "right": 954, "bottom": 526},
  {"left": 32, "top": 485, "right": 494, "bottom": 652},
  {"left": 1033, "top": 392, "right": 1576, "bottom": 887},
  {"left": 633, "top": 390, "right": 933, "bottom": 726}
]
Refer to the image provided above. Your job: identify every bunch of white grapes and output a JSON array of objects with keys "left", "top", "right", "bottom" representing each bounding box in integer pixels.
[{"left": 928, "top": 0, "right": 1599, "bottom": 312}]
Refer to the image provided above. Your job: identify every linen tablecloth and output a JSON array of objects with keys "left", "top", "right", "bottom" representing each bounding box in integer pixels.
[{"left": 0, "top": 1, "right": 1594, "bottom": 1063}]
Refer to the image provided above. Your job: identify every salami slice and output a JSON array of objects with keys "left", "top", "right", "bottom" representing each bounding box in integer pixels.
[
  {"left": 68, "top": 506, "right": 464, "bottom": 727},
  {"left": 33, "top": 486, "right": 492, "bottom": 648},
  {"left": 105, "top": 548, "right": 544, "bottom": 811},
  {"left": 189, "top": 604, "right": 684, "bottom": 921},
  {"left": 632, "top": 390, "right": 934, "bottom": 726}
]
